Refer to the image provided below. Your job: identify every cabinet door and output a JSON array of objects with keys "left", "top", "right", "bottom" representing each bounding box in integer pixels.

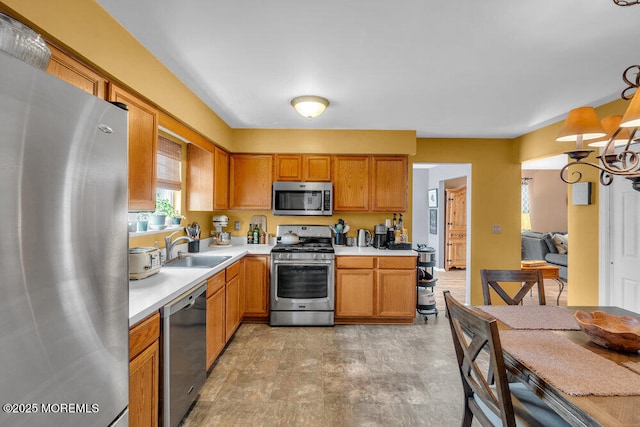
[
  {"left": 371, "top": 156, "right": 407, "bottom": 212},
  {"left": 376, "top": 269, "right": 416, "bottom": 318},
  {"left": 186, "top": 144, "right": 213, "bottom": 211},
  {"left": 229, "top": 154, "right": 273, "bottom": 209},
  {"left": 129, "top": 341, "right": 159, "bottom": 427},
  {"left": 332, "top": 156, "right": 369, "bottom": 211},
  {"left": 302, "top": 155, "right": 331, "bottom": 181},
  {"left": 214, "top": 147, "right": 229, "bottom": 210},
  {"left": 46, "top": 44, "right": 106, "bottom": 98},
  {"left": 206, "top": 286, "right": 226, "bottom": 369},
  {"left": 244, "top": 255, "right": 269, "bottom": 319},
  {"left": 335, "top": 269, "right": 375, "bottom": 317},
  {"left": 274, "top": 155, "right": 302, "bottom": 181},
  {"left": 108, "top": 83, "right": 158, "bottom": 211},
  {"left": 225, "top": 275, "right": 241, "bottom": 341}
]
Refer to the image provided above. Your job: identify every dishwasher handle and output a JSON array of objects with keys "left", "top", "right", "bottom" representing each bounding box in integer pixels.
[{"left": 162, "top": 282, "right": 207, "bottom": 317}]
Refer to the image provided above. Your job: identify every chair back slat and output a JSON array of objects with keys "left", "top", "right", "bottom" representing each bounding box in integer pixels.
[
  {"left": 480, "top": 269, "right": 546, "bottom": 305},
  {"left": 444, "top": 291, "right": 517, "bottom": 427}
]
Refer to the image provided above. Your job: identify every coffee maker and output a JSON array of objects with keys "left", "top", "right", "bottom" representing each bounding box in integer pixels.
[{"left": 373, "top": 224, "right": 387, "bottom": 249}]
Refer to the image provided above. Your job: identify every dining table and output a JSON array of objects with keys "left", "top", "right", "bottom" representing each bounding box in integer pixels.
[{"left": 475, "top": 305, "right": 640, "bottom": 427}]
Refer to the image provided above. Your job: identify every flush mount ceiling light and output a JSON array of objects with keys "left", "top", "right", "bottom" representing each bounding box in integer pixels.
[{"left": 290, "top": 95, "right": 329, "bottom": 119}]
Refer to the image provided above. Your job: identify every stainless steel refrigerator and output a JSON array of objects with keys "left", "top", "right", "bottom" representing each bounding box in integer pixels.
[{"left": 0, "top": 51, "right": 129, "bottom": 426}]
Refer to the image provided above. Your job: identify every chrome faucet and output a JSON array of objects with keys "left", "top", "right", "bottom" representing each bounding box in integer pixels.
[{"left": 164, "top": 231, "right": 194, "bottom": 263}]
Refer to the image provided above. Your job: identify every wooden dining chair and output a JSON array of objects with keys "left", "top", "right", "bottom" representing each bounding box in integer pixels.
[
  {"left": 480, "top": 269, "right": 546, "bottom": 306},
  {"left": 443, "top": 291, "right": 570, "bottom": 426}
]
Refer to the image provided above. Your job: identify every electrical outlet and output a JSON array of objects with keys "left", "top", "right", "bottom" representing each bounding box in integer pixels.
[
  {"left": 234, "top": 221, "right": 241, "bottom": 230},
  {"left": 491, "top": 224, "right": 502, "bottom": 234}
]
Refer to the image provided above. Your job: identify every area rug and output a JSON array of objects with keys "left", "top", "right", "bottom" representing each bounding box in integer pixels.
[
  {"left": 500, "top": 330, "right": 640, "bottom": 396},
  {"left": 476, "top": 305, "right": 580, "bottom": 330}
]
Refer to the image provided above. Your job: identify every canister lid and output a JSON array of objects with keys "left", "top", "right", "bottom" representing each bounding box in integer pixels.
[{"left": 129, "top": 247, "right": 157, "bottom": 254}]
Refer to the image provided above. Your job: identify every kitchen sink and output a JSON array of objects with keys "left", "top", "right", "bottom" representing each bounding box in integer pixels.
[{"left": 164, "top": 255, "right": 231, "bottom": 268}]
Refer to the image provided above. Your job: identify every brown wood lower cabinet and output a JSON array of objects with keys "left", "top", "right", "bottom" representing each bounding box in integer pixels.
[
  {"left": 335, "top": 256, "right": 416, "bottom": 324},
  {"left": 243, "top": 255, "right": 270, "bottom": 322},
  {"left": 206, "top": 271, "right": 226, "bottom": 370},
  {"left": 129, "top": 312, "right": 160, "bottom": 427}
]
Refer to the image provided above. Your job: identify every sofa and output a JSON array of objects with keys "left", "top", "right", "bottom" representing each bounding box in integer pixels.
[{"left": 521, "top": 231, "right": 568, "bottom": 281}]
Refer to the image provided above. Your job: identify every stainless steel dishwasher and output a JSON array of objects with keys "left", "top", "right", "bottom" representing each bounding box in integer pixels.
[{"left": 161, "top": 282, "right": 207, "bottom": 427}]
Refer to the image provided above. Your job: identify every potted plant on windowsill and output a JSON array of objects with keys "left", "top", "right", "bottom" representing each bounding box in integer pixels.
[
  {"left": 149, "top": 198, "right": 173, "bottom": 230},
  {"left": 169, "top": 211, "right": 185, "bottom": 226},
  {"left": 136, "top": 212, "right": 149, "bottom": 232}
]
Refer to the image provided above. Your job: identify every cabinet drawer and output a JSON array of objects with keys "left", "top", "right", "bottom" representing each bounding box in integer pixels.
[
  {"left": 226, "top": 261, "right": 241, "bottom": 282},
  {"left": 129, "top": 312, "right": 160, "bottom": 361},
  {"left": 207, "top": 270, "right": 225, "bottom": 297},
  {"left": 336, "top": 256, "right": 375, "bottom": 269},
  {"left": 377, "top": 256, "right": 416, "bottom": 270}
]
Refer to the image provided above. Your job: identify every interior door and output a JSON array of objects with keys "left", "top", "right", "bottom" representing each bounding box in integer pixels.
[
  {"left": 607, "top": 178, "right": 640, "bottom": 311},
  {"left": 445, "top": 186, "right": 467, "bottom": 271}
]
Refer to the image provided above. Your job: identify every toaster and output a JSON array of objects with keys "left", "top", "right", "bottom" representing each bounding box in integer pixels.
[{"left": 129, "top": 247, "right": 162, "bottom": 280}]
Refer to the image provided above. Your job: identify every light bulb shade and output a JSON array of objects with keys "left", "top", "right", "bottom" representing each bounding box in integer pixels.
[
  {"left": 291, "top": 95, "right": 329, "bottom": 118},
  {"left": 588, "top": 115, "right": 632, "bottom": 147},
  {"left": 620, "top": 89, "right": 640, "bottom": 128},
  {"left": 556, "top": 107, "right": 606, "bottom": 142}
]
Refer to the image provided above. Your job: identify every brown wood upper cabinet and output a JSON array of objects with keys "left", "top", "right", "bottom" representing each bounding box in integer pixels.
[
  {"left": 370, "top": 156, "right": 408, "bottom": 212},
  {"left": 108, "top": 83, "right": 158, "bottom": 211},
  {"left": 45, "top": 44, "right": 106, "bottom": 98},
  {"left": 229, "top": 154, "right": 273, "bottom": 209},
  {"left": 187, "top": 145, "right": 229, "bottom": 211},
  {"left": 274, "top": 154, "right": 331, "bottom": 182},
  {"left": 332, "top": 156, "right": 370, "bottom": 211}
]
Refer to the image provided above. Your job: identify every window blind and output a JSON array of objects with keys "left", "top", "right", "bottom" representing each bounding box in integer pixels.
[{"left": 157, "top": 135, "right": 182, "bottom": 191}]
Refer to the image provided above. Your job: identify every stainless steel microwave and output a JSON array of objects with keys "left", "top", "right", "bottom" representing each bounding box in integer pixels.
[{"left": 272, "top": 181, "right": 333, "bottom": 216}]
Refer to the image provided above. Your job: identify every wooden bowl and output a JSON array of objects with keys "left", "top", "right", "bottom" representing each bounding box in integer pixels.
[{"left": 574, "top": 310, "right": 640, "bottom": 353}]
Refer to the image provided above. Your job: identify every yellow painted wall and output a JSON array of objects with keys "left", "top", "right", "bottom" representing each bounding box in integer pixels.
[
  {"left": 515, "top": 97, "right": 629, "bottom": 304},
  {"left": 233, "top": 129, "right": 417, "bottom": 155},
  {"left": 414, "top": 138, "right": 521, "bottom": 305},
  {"left": 0, "top": 0, "right": 233, "bottom": 150}
]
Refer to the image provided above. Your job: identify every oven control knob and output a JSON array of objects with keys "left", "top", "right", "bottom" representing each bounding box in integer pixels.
[{"left": 287, "top": 253, "right": 292, "bottom": 259}]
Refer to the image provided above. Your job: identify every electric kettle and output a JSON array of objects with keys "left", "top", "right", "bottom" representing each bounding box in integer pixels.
[{"left": 357, "top": 229, "right": 372, "bottom": 247}]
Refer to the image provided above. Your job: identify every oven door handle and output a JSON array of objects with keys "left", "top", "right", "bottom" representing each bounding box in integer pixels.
[{"left": 272, "top": 259, "right": 334, "bottom": 266}]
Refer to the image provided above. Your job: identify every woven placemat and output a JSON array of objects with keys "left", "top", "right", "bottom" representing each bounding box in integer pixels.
[
  {"left": 623, "top": 361, "right": 640, "bottom": 375},
  {"left": 477, "top": 305, "right": 580, "bottom": 330},
  {"left": 500, "top": 330, "right": 640, "bottom": 396}
]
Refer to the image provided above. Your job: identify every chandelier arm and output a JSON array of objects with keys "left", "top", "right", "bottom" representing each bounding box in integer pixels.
[
  {"left": 613, "top": 0, "right": 640, "bottom": 6},
  {"left": 622, "top": 65, "right": 640, "bottom": 99},
  {"left": 560, "top": 163, "right": 585, "bottom": 185},
  {"left": 600, "top": 170, "right": 615, "bottom": 187}
]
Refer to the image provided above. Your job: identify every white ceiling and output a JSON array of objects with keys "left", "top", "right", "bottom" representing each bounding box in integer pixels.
[{"left": 97, "top": 1, "right": 640, "bottom": 138}]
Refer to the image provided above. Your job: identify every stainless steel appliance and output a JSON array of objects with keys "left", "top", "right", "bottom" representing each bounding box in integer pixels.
[
  {"left": 373, "top": 224, "right": 388, "bottom": 249},
  {"left": 272, "top": 181, "right": 333, "bottom": 216},
  {"left": 162, "top": 283, "right": 207, "bottom": 427},
  {"left": 0, "top": 51, "right": 129, "bottom": 426},
  {"left": 270, "top": 225, "right": 335, "bottom": 326},
  {"left": 130, "top": 246, "right": 163, "bottom": 279},
  {"left": 357, "top": 229, "right": 372, "bottom": 247}
]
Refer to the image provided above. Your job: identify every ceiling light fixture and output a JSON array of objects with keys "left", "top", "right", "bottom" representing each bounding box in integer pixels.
[
  {"left": 290, "top": 95, "right": 329, "bottom": 119},
  {"left": 559, "top": 65, "right": 640, "bottom": 191},
  {"left": 559, "top": 1, "right": 640, "bottom": 190}
]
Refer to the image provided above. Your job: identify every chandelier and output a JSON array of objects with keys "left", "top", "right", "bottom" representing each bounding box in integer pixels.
[
  {"left": 559, "top": 1, "right": 640, "bottom": 190},
  {"left": 559, "top": 67, "right": 640, "bottom": 191}
]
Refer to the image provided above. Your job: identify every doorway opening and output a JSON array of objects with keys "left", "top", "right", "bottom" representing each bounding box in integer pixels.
[{"left": 413, "top": 163, "right": 471, "bottom": 304}]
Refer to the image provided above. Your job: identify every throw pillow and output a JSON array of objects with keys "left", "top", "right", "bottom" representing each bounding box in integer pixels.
[{"left": 552, "top": 233, "right": 568, "bottom": 254}]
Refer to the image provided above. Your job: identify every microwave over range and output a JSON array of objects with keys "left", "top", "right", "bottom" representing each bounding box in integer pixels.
[{"left": 272, "top": 181, "right": 333, "bottom": 216}]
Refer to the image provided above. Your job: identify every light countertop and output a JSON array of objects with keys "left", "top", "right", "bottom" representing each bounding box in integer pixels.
[
  {"left": 129, "top": 239, "right": 272, "bottom": 326},
  {"left": 333, "top": 246, "right": 417, "bottom": 257},
  {"left": 129, "top": 240, "right": 416, "bottom": 326}
]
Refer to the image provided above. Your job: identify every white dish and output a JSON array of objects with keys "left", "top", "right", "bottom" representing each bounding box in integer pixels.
[{"left": 149, "top": 224, "right": 167, "bottom": 230}]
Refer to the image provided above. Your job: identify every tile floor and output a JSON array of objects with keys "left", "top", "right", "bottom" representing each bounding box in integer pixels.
[{"left": 182, "top": 270, "right": 565, "bottom": 426}]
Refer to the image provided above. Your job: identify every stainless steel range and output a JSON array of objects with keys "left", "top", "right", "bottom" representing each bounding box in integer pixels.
[{"left": 270, "top": 225, "right": 335, "bottom": 326}]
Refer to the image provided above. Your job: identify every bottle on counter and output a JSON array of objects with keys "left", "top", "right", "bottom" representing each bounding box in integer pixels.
[
  {"left": 259, "top": 226, "right": 266, "bottom": 244},
  {"left": 247, "top": 223, "right": 254, "bottom": 244},
  {"left": 253, "top": 224, "right": 259, "bottom": 244},
  {"left": 392, "top": 213, "right": 397, "bottom": 230},
  {"left": 398, "top": 213, "right": 403, "bottom": 231}
]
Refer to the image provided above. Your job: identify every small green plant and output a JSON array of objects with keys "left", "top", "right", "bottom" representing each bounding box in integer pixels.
[
  {"left": 154, "top": 198, "right": 174, "bottom": 217},
  {"left": 170, "top": 210, "right": 185, "bottom": 219},
  {"left": 137, "top": 212, "right": 149, "bottom": 221}
]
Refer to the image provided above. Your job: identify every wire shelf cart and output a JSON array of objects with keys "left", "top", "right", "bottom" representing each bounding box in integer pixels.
[{"left": 416, "top": 246, "right": 438, "bottom": 322}]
